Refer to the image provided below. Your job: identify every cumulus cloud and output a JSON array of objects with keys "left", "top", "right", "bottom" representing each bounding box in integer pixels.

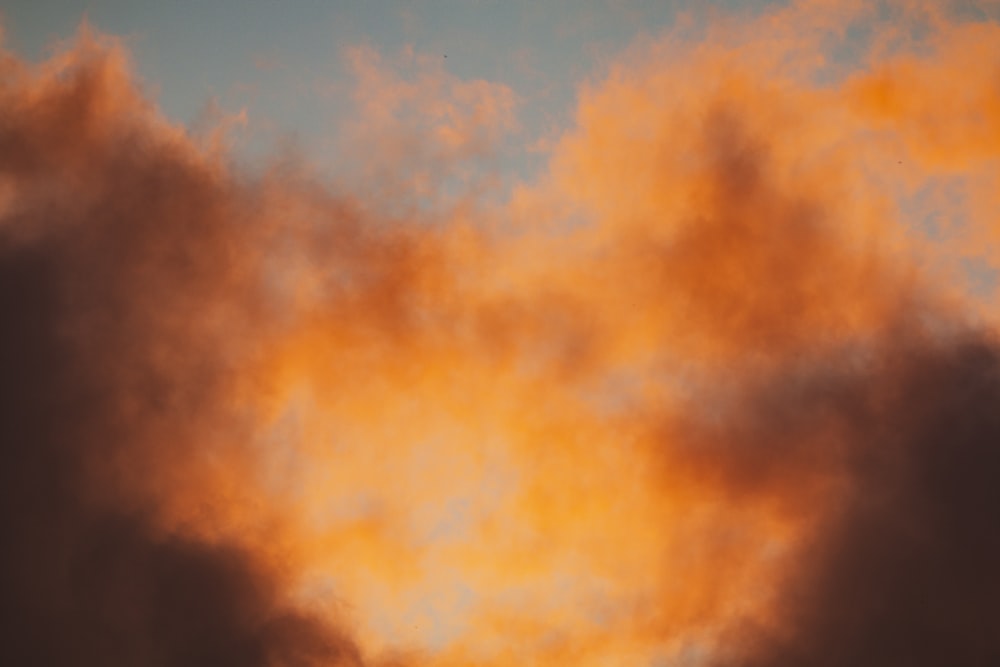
[{"left": 1, "top": 4, "right": 999, "bottom": 666}]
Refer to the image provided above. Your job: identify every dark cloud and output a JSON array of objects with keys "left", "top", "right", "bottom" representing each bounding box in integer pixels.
[
  {"left": 741, "top": 335, "right": 1000, "bottom": 667},
  {"left": 668, "top": 331, "right": 1000, "bottom": 667},
  {"left": 0, "top": 34, "right": 363, "bottom": 667}
]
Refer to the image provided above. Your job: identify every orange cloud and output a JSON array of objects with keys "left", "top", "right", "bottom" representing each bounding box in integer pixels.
[{"left": 3, "top": 4, "right": 1000, "bottom": 667}]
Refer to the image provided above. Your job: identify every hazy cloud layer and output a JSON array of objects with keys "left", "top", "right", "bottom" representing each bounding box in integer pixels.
[{"left": 1, "top": 3, "right": 999, "bottom": 666}]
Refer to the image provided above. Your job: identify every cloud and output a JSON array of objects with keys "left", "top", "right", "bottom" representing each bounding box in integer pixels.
[
  {"left": 337, "top": 44, "right": 518, "bottom": 207},
  {"left": 1, "top": 3, "right": 1000, "bottom": 666},
  {"left": 0, "top": 27, "right": 369, "bottom": 667}
]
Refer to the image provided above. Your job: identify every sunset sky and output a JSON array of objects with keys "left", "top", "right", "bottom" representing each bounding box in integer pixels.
[
  {"left": 2, "top": 2, "right": 1000, "bottom": 667},
  {"left": 4, "top": 1, "right": 781, "bottom": 177}
]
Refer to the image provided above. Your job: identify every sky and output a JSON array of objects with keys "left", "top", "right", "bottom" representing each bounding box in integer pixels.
[
  {"left": 2, "top": 2, "right": 1000, "bottom": 667},
  {"left": 2, "top": 1, "right": 689, "bottom": 175}
]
